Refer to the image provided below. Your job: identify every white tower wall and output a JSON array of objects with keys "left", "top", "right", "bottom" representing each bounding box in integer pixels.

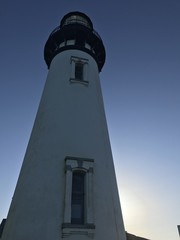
[{"left": 1, "top": 12, "right": 127, "bottom": 240}]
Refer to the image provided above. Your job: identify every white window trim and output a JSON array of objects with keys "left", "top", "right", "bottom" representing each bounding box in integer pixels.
[
  {"left": 70, "top": 56, "right": 89, "bottom": 85},
  {"left": 62, "top": 156, "right": 95, "bottom": 238}
]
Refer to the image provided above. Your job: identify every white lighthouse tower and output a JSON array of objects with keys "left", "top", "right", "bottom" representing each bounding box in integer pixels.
[{"left": 1, "top": 12, "right": 127, "bottom": 240}]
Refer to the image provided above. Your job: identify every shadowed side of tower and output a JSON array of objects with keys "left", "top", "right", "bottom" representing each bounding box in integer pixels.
[{"left": 1, "top": 12, "right": 127, "bottom": 240}]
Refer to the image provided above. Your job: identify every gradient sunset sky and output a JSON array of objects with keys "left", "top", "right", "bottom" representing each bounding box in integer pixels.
[{"left": 0, "top": 1, "right": 180, "bottom": 239}]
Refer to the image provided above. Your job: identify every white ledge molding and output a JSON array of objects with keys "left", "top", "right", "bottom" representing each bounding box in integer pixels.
[
  {"left": 69, "top": 78, "right": 89, "bottom": 86},
  {"left": 62, "top": 223, "right": 95, "bottom": 238}
]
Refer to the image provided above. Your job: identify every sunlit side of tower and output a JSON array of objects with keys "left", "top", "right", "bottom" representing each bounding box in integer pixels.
[{"left": 1, "top": 12, "right": 127, "bottom": 240}]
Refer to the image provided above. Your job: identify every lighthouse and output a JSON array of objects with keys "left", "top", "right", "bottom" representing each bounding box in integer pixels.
[{"left": 1, "top": 12, "right": 127, "bottom": 240}]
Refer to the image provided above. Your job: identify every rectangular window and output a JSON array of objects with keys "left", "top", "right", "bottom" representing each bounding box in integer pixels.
[
  {"left": 70, "top": 56, "right": 89, "bottom": 85},
  {"left": 71, "top": 171, "right": 85, "bottom": 224},
  {"left": 62, "top": 157, "right": 95, "bottom": 238},
  {"left": 75, "top": 62, "right": 84, "bottom": 81}
]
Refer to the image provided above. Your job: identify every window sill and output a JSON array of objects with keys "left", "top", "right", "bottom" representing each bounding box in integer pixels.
[
  {"left": 62, "top": 223, "right": 95, "bottom": 238},
  {"left": 69, "top": 78, "right": 89, "bottom": 86}
]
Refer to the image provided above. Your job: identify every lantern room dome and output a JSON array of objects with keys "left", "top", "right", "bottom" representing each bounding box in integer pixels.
[{"left": 60, "top": 12, "right": 93, "bottom": 29}]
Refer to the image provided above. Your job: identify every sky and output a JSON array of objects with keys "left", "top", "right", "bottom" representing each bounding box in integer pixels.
[{"left": 0, "top": 0, "right": 180, "bottom": 239}]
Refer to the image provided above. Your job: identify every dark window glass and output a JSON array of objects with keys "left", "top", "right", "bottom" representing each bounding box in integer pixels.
[
  {"left": 71, "top": 171, "right": 85, "bottom": 224},
  {"left": 75, "top": 62, "right": 84, "bottom": 80}
]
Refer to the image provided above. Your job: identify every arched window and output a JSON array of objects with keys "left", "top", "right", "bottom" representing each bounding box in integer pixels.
[{"left": 71, "top": 171, "right": 85, "bottom": 224}]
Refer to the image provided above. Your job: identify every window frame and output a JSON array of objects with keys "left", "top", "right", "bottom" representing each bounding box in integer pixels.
[
  {"left": 62, "top": 156, "right": 95, "bottom": 238},
  {"left": 70, "top": 56, "right": 89, "bottom": 85}
]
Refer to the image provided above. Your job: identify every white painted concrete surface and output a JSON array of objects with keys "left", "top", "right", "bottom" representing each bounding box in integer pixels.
[{"left": 1, "top": 49, "right": 127, "bottom": 240}]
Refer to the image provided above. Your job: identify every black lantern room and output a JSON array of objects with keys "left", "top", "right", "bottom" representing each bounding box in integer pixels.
[{"left": 44, "top": 12, "right": 106, "bottom": 71}]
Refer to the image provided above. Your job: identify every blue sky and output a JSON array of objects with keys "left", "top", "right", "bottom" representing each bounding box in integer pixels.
[{"left": 0, "top": 1, "right": 180, "bottom": 239}]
